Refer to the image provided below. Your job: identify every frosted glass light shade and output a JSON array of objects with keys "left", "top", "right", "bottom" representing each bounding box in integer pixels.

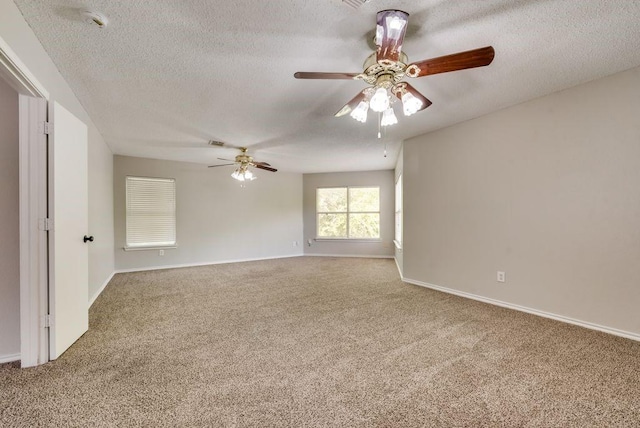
[
  {"left": 350, "top": 101, "right": 369, "bottom": 123},
  {"left": 369, "top": 87, "right": 390, "bottom": 112},
  {"left": 380, "top": 108, "right": 398, "bottom": 126},
  {"left": 402, "top": 92, "right": 423, "bottom": 116}
]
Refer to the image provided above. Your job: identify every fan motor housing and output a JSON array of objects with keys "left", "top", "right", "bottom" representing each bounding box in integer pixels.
[
  {"left": 358, "top": 52, "right": 408, "bottom": 85},
  {"left": 235, "top": 154, "right": 252, "bottom": 164}
]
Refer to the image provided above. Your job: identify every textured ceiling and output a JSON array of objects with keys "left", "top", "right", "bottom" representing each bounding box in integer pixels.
[{"left": 13, "top": 0, "right": 640, "bottom": 173}]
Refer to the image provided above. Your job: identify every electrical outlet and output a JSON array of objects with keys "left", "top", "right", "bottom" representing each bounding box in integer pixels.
[
  {"left": 497, "top": 271, "right": 506, "bottom": 283},
  {"left": 159, "top": 249, "right": 164, "bottom": 256},
  {"left": 307, "top": 239, "right": 313, "bottom": 247}
]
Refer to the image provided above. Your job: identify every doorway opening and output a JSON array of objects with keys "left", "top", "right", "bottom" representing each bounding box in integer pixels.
[
  {"left": 0, "top": 70, "right": 21, "bottom": 364},
  {"left": 1, "top": 35, "right": 50, "bottom": 367}
]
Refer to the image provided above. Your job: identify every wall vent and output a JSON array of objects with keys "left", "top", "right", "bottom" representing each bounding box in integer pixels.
[{"left": 342, "top": 0, "right": 371, "bottom": 10}]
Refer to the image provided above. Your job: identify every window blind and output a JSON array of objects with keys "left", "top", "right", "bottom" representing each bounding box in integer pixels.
[{"left": 126, "top": 176, "right": 176, "bottom": 248}]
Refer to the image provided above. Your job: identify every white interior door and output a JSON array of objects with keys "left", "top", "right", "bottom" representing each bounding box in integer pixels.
[{"left": 48, "top": 101, "right": 88, "bottom": 360}]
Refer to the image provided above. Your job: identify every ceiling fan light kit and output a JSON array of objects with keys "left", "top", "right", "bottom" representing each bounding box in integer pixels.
[
  {"left": 294, "top": 9, "right": 495, "bottom": 129},
  {"left": 231, "top": 167, "right": 256, "bottom": 182}
]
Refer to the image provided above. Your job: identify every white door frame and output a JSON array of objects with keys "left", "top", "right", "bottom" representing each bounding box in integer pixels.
[{"left": 0, "top": 35, "right": 50, "bottom": 367}]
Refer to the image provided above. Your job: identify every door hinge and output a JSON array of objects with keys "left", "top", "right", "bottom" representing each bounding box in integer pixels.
[
  {"left": 43, "top": 121, "right": 53, "bottom": 135},
  {"left": 42, "top": 314, "right": 53, "bottom": 328},
  {"left": 39, "top": 218, "right": 54, "bottom": 231}
]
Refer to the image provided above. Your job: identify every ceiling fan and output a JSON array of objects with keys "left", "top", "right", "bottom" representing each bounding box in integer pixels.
[
  {"left": 294, "top": 9, "right": 495, "bottom": 126},
  {"left": 208, "top": 146, "right": 277, "bottom": 181}
]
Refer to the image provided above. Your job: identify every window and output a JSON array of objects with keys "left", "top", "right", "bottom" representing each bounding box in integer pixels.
[
  {"left": 316, "top": 187, "right": 380, "bottom": 239},
  {"left": 126, "top": 176, "right": 176, "bottom": 248},
  {"left": 394, "top": 174, "right": 402, "bottom": 248}
]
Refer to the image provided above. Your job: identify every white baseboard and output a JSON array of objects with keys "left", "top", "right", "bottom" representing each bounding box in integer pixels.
[
  {"left": 403, "top": 277, "right": 640, "bottom": 343},
  {"left": 304, "top": 253, "right": 393, "bottom": 259},
  {"left": 115, "top": 253, "right": 305, "bottom": 274},
  {"left": 0, "top": 353, "right": 20, "bottom": 364},
  {"left": 394, "top": 257, "right": 402, "bottom": 277},
  {"left": 89, "top": 271, "right": 116, "bottom": 308}
]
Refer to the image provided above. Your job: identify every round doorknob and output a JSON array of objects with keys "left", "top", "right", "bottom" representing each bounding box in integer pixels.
[{"left": 83, "top": 235, "right": 94, "bottom": 243}]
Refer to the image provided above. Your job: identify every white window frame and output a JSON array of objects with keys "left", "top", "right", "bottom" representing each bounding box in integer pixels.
[
  {"left": 315, "top": 186, "right": 381, "bottom": 240},
  {"left": 394, "top": 174, "right": 402, "bottom": 249},
  {"left": 125, "top": 176, "right": 177, "bottom": 250}
]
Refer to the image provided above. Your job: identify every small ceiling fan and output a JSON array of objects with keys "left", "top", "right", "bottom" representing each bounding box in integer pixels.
[
  {"left": 208, "top": 146, "right": 277, "bottom": 181},
  {"left": 294, "top": 9, "right": 495, "bottom": 125}
]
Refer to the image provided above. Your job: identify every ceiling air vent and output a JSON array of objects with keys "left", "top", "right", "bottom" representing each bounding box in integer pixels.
[{"left": 342, "top": 0, "right": 371, "bottom": 10}]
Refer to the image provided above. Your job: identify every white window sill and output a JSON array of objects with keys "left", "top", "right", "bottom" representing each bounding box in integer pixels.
[
  {"left": 123, "top": 245, "right": 178, "bottom": 251},
  {"left": 314, "top": 238, "right": 382, "bottom": 243}
]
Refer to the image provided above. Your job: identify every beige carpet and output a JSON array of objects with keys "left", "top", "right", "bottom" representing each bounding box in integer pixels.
[{"left": 1, "top": 257, "right": 639, "bottom": 427}]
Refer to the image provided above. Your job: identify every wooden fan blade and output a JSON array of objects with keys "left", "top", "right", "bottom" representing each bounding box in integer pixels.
[
  {"left": 392, "top": 82, "right": 432, "bottom": 111},
  {"left": 335, "top": 90, "right": 368, "bottom": 117},
  {"left": 208, "top": 163, "right": 235, "bottom": 168},
  {"left": 294, "top": 72, "right": 360, "bottom": 80},
  {"left": 253, "top": 161, "right": 271, "bottom": 167},
  {"left": 253, "top": 164, "right": 277, "bottom": 172},
  {"left": 376, "top": 10, "right": 410, "bottom": 63},
  {"left": 406, "top": 46, "right": 495, "bottom": 78}
]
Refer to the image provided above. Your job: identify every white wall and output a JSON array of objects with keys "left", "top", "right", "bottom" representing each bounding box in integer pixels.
[
  {"left": 114, "top": 155, "right": 303, "bottom": 271},
  {"left": 303, "top": 170, "right": 395, "bottom": 257},
  {"left": 0, "top": 76, "right": 20, "bottom": 360},
  {"left": 0, "top": 0, "right": 115, "bottom": 303},
  {"left": 403, "top": 66, "right": 640, "bottom": 337},
  {"left": 88, "top": 125, "right": 114, "bottom": 302}
]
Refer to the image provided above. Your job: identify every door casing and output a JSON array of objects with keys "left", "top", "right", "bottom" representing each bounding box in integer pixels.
[{"left": 1, "top": 35, "right": 50, "bottom": 367}]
